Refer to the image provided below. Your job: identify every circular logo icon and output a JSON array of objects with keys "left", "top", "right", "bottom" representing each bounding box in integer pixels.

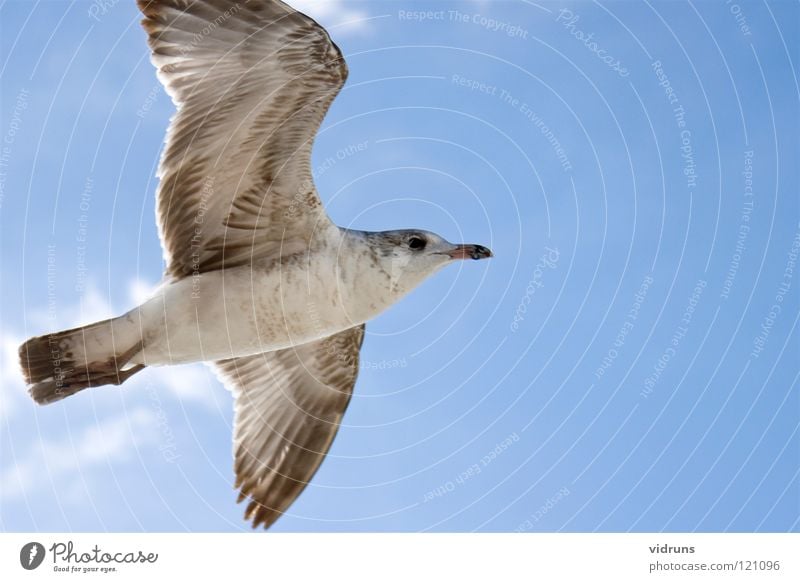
[{"left": 19, "top": 542, "right": 45, "bottom": 570}]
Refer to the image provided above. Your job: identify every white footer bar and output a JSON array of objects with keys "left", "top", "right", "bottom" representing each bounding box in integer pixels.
[{"left": 1, "top": 533, "right": 796, "bottom": 581}]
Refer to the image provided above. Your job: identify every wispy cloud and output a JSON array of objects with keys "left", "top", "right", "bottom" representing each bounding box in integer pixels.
[
  {"left": 1, "top": 276, "right": 222, "bottom": 506},
  {"left": 25, "top": 283, "right": 115, "bottom": 333},
  {"left": 0, "top": 331, "right": 26, "bottom": 422},
  {"left": 0, "top": 407, "right": 157, "bottom": 501},
  {"left": 143, "top": 363, "right": 222, "bottom": 410},
  {"left": 291, "top": 0, "right": 373, "bottom": 35},
  {"left": 5, "top": 279, "right": 223, "bottom": 421},
  {"left": 128, "top": 277, "right": 160, "bottom": 305}
]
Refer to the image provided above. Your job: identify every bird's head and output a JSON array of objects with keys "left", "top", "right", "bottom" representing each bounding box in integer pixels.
[{"left": 361, "top": 229, "right": 492, "bottom": 294}]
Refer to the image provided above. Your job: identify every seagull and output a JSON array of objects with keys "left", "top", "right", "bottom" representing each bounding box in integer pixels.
[{"left": 19, "top": 0, "right": 492, "bottom": 529}]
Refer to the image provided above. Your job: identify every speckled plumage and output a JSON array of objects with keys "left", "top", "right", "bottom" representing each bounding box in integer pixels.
[{"left": 19, "top": 0, "right": 491, "bottom": 530}]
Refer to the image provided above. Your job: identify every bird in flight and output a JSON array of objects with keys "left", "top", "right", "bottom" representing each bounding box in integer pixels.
[{"left": 19, "top": 0, "right": 492, "bottom": 529}]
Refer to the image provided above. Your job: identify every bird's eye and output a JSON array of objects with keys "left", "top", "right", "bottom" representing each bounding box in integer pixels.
[{"left": 408, "top": 236, "right": 426, "bottom": 250}]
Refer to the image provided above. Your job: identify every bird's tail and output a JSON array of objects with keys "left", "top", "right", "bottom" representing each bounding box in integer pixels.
[{"left": 18, "top": 311, "right": 146, "bottom": 405}]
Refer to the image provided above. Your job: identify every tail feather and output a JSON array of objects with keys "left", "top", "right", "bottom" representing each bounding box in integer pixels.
[{"left": 19, "top": 314, "right": 146, "bottom": 405}]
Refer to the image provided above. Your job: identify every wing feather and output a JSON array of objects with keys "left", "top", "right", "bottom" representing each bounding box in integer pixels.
[
  {"left": 137, "top": 0, "right": 348, "bottom": 277},
  {"left": 214, "top": 324, "right": 365, "bottom": 529}
]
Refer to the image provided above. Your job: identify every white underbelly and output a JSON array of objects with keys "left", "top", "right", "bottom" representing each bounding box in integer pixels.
[{"left": 131, "top": 262, "right": 356, "bottom": 366}]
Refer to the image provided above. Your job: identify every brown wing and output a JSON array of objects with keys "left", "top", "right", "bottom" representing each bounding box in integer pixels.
[
  {"left": 213, "top": 324, "right": 365, "bottom": 529},
  {"left": 138, "top": 0, "right": 348, "bottom": 277}
]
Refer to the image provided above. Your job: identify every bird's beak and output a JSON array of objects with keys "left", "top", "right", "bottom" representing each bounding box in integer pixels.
[{"left": 445, "top": 244, "right": 493, "bottom": 261}]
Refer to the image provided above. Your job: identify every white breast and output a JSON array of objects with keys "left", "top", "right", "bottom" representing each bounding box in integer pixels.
[{"left": 131, "top": 230, "right": 397, "bottom": 366}]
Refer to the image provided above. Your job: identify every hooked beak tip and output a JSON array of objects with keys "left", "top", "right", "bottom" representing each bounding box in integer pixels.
[{"left": 447, "top": 244, "right": 493, "bottom": 260}]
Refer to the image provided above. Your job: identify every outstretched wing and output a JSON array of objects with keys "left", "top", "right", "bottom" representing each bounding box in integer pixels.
[
  {"left": 213, "top": 324, "right": 365, "bottom": 529},
  {"left": 138, "top": 0, "right": 348, "bottom": 277}
]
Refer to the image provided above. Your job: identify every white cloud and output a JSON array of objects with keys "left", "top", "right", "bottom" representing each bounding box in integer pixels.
[
  {"left": 25, "top": 282, "right": 115, "bottom": 332},
  {"left": 7, "top": 279, "right": 225, "bottom": 421},
  {"left": 4, "top": 282, "right": 124, "bottom": 423},
  {"left": 291, "top": 0, "right": 372, "bottom": 35},
  {"left": 128, "top": 277, "right": 160, "bottom": 305},
  {"left": 0, "top": 332, "right": 26, "bottom": 422},
  {"left": 0, "top": 407, "right": 157, "bottom": 501},
  {"left": 142, "top": 363, "right": 223, "bottom": 410}
]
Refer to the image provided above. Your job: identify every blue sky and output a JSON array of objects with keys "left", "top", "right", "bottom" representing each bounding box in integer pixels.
[{"left": 1, "top": 0, "right": 798, "bottom": 532}]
